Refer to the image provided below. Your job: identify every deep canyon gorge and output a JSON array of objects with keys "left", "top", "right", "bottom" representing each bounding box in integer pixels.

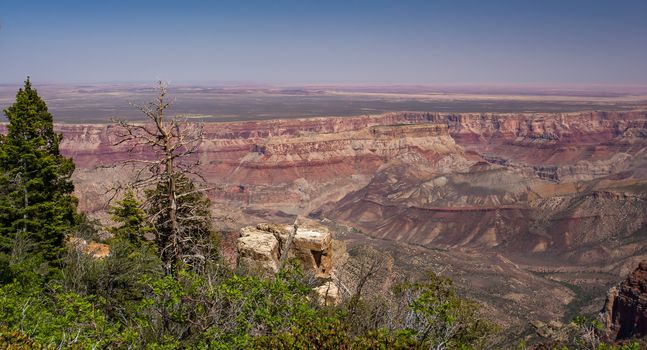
[{"left": 11, "top": 109, "right": 647, "bottom": 334}]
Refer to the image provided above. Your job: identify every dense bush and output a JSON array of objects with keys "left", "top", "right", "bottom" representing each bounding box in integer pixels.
[{"left": 0, "top": 236, "right": 502, "bottom": 349}]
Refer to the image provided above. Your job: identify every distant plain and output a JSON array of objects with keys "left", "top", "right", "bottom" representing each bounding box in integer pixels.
[{"left": 1, "top": 84, "right": 647, "bottom": 123}]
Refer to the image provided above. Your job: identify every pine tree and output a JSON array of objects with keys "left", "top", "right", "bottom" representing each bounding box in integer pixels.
[
  {"left": 0, "top": 78, "right": 77, "bottom": 264},
  {"left": 109, "top": 189, "right": 151, "bottom": 245},
  {"left": 145, "top": 173, "right": 216, "bottom": 273}
]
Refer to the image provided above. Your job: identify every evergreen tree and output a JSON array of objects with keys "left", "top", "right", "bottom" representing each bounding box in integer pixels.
[
  {"left": 109, "top": 189, "right": 150, "bottom": 246},
  {"left": 0, "top": 78, "right": 77, "bottom": 264},
  {"left": 145, "top": 173, "right": 216, "bottom": 273}
]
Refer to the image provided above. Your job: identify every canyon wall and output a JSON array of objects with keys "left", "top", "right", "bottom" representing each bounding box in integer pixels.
[
  {"left": 602, "top": 261, "right": 647, "bottom": 340},
  {"left": 44, "top": 111, "right": 647, "bottom": 264},
  {"left": 3, "top": 110, "right": 647, "bottom": 328}
]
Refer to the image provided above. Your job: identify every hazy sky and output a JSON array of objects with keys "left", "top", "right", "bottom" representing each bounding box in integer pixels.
[{"left": 1, "top": 0, "right": 646, "bottom": 85}]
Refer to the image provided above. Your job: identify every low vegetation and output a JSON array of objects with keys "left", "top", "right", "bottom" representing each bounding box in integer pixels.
[{"left": 0, "top": 80, "right": 639, "bottom": 349}]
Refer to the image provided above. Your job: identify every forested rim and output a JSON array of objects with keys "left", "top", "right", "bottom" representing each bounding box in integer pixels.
[{"left": 0, "top": 79, "right": 639, "bottom": 349}]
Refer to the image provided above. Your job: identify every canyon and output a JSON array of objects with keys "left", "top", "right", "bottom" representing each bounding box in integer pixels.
[{"left": 7, "top": 109, "right": 647, "bottom": 334}]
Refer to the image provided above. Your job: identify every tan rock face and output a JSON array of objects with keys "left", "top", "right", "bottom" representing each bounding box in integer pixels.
[
  {"left": 313, "top": 281, "right": 340, "bottom": 306},
  {"left": 237, "top": 227, "right": 281, "bottom": 274},
  {"left": 237, "top": 219, "right": 333, "bottom": 278},
  {"left": 291, "top": 222, "right": 333, "bottom": 277}
]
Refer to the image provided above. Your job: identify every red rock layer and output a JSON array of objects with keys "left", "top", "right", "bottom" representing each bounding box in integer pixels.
[
  {"left": 2, "top": 110, "right": 646, "bottom": 256},
  {"left": 603, "top": 262, "right": 647, "bottom": 340}
]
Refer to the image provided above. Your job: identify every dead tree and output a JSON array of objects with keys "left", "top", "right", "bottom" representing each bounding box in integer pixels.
[
  {"left": 112, "top": 81, "right": 212, "bottom": 274},
  {"left": 338, "top": 245, "right": 390, "bottom": 312},
  {"left": 278, "top": 216, "right": 300, "bottom": 270}
]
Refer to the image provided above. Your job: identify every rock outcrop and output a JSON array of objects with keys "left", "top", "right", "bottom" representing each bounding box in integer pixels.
[
  {"left": 313, "top": 281, "right": 340, "bottom": 306},
  {"left": 237, "top": 227, "right": 281, "bottom": 274},
  {"left": 7, "top": 110, "right": 647, "bottom": 331},
  {"left": 602, "top": 261, "right": 647, "bottom": 340},
  {"left": 237, "top": 219, "right": 333, "bottom": 278}
]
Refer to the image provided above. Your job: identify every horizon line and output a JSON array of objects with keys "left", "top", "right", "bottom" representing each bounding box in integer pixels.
[{"left": 1, "top": 80, "right": 647, "bottom": 89}]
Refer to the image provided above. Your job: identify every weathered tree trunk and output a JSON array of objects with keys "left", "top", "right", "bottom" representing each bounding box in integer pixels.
[
  {"left": 112, "top": 81, "right": 210, "bottom": 276},
  {"left": 167, "top": 154, "right": 180, "bottom": 270}
]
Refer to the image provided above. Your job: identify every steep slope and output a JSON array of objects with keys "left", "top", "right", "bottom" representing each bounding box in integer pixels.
[
  {"left": 4, "top": 110, "right": 646, "bottom": 330},
  {"left": 602, "top": 261, "right": 647, "bottom": 340},
  {"left": 322, "top": 112, "right": 647, "bottom": 257}
]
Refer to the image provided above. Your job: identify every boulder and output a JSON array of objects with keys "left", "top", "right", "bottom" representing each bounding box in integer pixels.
[
  {"left": 314, "top": 281, "right": 340, "bottom": 306},
  {"left": 237, "top": 227, "right": 280, "bottom": 274},
  {"left": 67, "top": 237, "right": 110, "bottom": 259},
  {"left": 291, "top": 221, "right": 333, "bottom": 278}
]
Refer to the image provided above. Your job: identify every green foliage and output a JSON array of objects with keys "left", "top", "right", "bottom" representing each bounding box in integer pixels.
[
  {"left": 214, "top": 273, "right": 315, "bottom": 338},
  {"left": 337, "top": 270, "right": 498, "bottom": 350},
  {"left": 533, "top": 314, "right": 645, "bottom": 350},
  {"left": 109, "top": 189, "right": 151, "bottom": 246},
  {"left": 0, "top": 78, "right": 77, "bottom": 265},
  {"left": 0, "top": 280, "right": 134, "bottom": 348},
  {"left": 351, "top": 329, "right": 421, "bottom": 349},
  {"left": 145, "top": 173, "right": 218, "bottom": 273},
  {"left": 72, "top": 213, "right": 102, "bottom": 242},
  {"left": 398, "top": 272, "right": 498, "bottom": 349},
  {"left": 0, "top": 325, "right": 40, "bottom": 349},
  {"left": 254, "top": 319, "right": 421, "bottom": 350},
  {"left": 252, "top": 318, "right": 352, "bottom": 349},
  {"left": 63, "top": 238, "right": 163, "bottom": 319},
  {"left": 573, "top": 315, "right": 605, "bottom": 331},
  {"left": 596, "top": 342, "right": 643, "bottom": 350},
  {"left": 0, "top": 326, "right": 42, "bottom": 350},
  {"left": 0, "top": 240, "right": 506, "bottom": 349},
  {"left": 253, "top": 268, "right": 498, "bottom": 349}
]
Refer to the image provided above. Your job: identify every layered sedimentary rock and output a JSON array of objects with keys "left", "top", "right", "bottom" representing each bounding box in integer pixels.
[
  {"left": 318, "top": 112, "right": 647, "bottom": 262},
  {"left": 328, "top": 158, "right": 647, "bottom": 261},
  {"left": 34, "top": 110, "right": 645, "bottom": 201},
  {"left": 602, "top": 261, "right": 647, "bottom": 340},
  {"left": 237, "top": 227, "right": 281, "bottom": 274},
  {"left": 313, "top": 281, "right": 340, "bottom": 306},
  {"left": 217, "top": 123, "right": 458, "bottom": 186},
  {"left": 5, "top": 109, "right": 647, "bottom": 329},
  {"left": 8, "top": 110, "right": 643, "bottom": 260},
  {"left": 57, "top": 118, "right": 464, "bottom": 224}
]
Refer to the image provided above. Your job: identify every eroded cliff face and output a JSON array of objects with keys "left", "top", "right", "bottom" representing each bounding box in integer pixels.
[
  {"left": 57, "top": 117, "right": 463, "bottom": 223},
  {"left": 8, "top": 110, "right": 646, "bottom": 329},
  {"left": 25, "top": 110, "right": 646, "bottom": 261},
  {"left": 602, "top": 262, "right": 647, "bottom": 340},
  {"left": 237, "top": 220, "right": 333, "bottom": 278}
]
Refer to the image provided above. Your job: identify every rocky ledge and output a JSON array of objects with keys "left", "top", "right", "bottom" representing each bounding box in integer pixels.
[
  {"left": 237, "top": 219, "right": 333, "bottom": 278},
  {"left": 602, "top": 261, "right": 647, "bottom": 340}
]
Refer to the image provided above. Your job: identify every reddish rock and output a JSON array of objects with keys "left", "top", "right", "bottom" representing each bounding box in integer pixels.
[
  {"left": 603, "top": 262, "right": 647, "bottom": 340},
  {"left": 4, "top": 110, "right": 647, "bottom": 333},
  {"left": 2, "top": 110, "right": 646, "bottom": 256}
]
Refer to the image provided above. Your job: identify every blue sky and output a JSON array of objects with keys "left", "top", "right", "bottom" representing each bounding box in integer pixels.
[{"left": 0, "top": 0, "right": 646, "bottom": 85}]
